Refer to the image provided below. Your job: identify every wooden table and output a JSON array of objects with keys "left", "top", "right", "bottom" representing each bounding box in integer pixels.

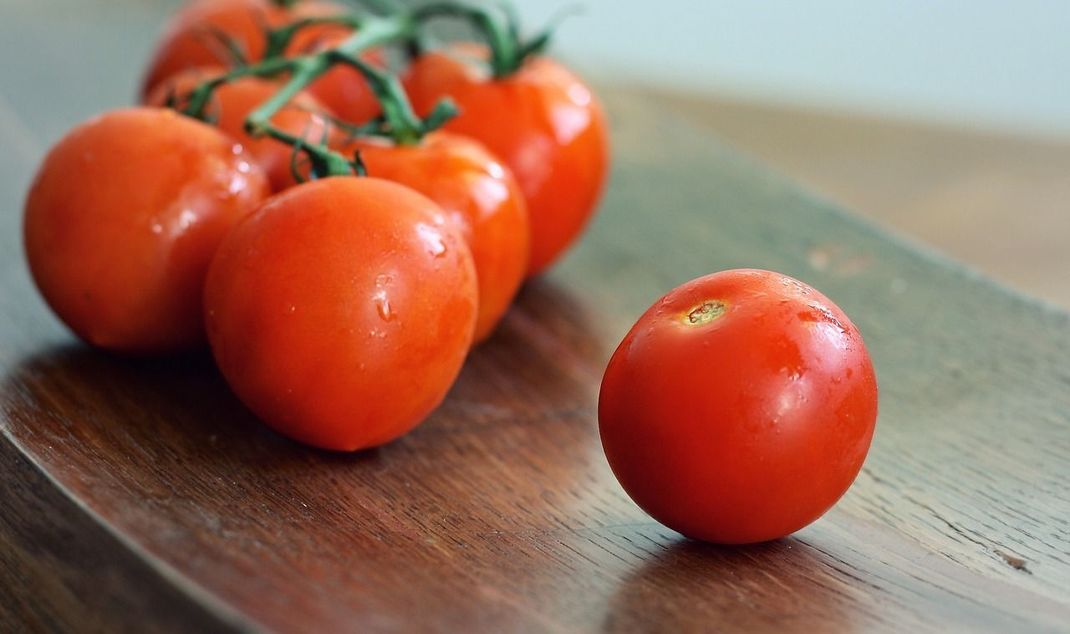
[
  {"left": 2, "top": 2, "right": 1069, "bottom": 632},
  {"left": 658, "top": 89, "right": 1070, "bottom": 308}
]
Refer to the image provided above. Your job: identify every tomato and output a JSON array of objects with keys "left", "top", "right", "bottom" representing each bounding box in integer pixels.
[
  {"left": 142, "top": 0, "right": 348, "bottom": 98},
  {"left": 204, "top": 177, "right": 477, "bottom": 451},
  {"left": 24, "top": 108, "right": 270, "bottom": 354},
  {"left": 405, "top": 47, "right": 610, "bottom": 276},
  {"left": 598, "top": 269, "right": 878, "bottom": 544},
  {"left": 310, "top": 132, "right": 528, "bottom": 342},
  {"left": 145, "top": 66, "right": 334, "bottom": 192}
]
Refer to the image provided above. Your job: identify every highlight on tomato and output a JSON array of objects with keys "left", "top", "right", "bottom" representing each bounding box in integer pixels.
[
  {"left": 598, "top": 269, "right": 879, "bottom": 544},
  {"left": 204, "top": 177, "right": 478, "bottom": 451},
  {"left": 145, "top": 66, "right": 334, "bottom": 191},
  {"left": 24, "top": 108, "right": 270, "bottom": 354}
]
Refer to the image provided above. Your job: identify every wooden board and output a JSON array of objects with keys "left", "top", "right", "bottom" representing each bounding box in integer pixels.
[
  {"left": 1, "top": 2, "right": 1069, "bottom": 632},
  {"left": 654, "top": 88, "right": 1070, "bottom": 308}
]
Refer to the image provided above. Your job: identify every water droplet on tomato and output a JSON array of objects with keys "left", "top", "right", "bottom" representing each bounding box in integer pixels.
[
  {"left": 375, "top": 296, "right": 394, "bottom": 321},
  {"left": 416, "top": 223, "right": 447, "bottom": 258},
  {"left": 372, "top": 282, "right": 395, "bottom": 321},
  {"left": 178, "top": 209, "right": 197, "bottom": 230}
]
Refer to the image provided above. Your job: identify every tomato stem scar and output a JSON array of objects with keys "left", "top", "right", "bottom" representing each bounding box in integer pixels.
[{"left": 685, "top": 301, "right": 727, "bottom": 325}]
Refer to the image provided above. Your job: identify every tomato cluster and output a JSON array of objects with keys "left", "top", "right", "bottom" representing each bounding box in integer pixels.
[
  {"left": 23, "top": 0, "right": 878, "bottom": 545},
  {"left": 24, "top": 0, "right": 609, "bottom": 451}
]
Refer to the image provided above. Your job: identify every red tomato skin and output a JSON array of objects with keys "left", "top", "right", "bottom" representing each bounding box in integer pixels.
[
  {"left": 598, "top": 269, "right": 878, "bottom": 544},
  {"left": 204, "top": 177, "right": 478, "bottom": 451},
  {"left": 24, "top": 108, "right": 270, "bottom": 354},
  {"left": 404, "top": 48, "right": 610, "bottom": 277},
  {"left": 146, "top": 67, "right": 334, "bottom": 192},
  {"left": 332, "top": 132, "right": 529, "bottom": 342},
  {"left": 141, "top": 0, "right": 348, "bottom": 98}
]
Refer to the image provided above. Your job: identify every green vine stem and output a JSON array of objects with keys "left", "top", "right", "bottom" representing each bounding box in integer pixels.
[{"left": 329, "top": 51, "right": 459, "bottom": 145}]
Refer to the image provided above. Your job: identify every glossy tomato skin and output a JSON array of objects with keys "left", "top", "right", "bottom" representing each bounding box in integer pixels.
[
  {"left": 405, "top": 48, "right": 610, "bottom": 277},
  {"left": 146, "top": 67, "right": 334, "bottom": 192},
  {"left": 599, "top": 269, "right": 878, "bottom": 544},
  {"left": 141, "top": 0, "right": 348, "bottom": 98},
  {"left": 204, "top": 177, "right": 477, "bottom": 451},
  {"left": 24, "top": 108, "right": 270, "bottom": 354},
  {"left": 331, "top": 132, "right": 529, "bottom": 342}
]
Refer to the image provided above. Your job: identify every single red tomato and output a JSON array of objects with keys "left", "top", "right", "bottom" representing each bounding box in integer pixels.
[
  {"left": 405, "top": 46, "right": 610, "bottom": 277},
  {"left": 599, "top": 269, "right": 878, "bottom": 544},
  {"left": 24, "top": 108, "right": 270, "bottom": 354},
  {"left": 141, "top": 0, "right": 348, "bottom": 98},
  {"left": 204, "top": 177, "right": 477, "bottom": 451},
  {"left": 145, "top": 66, "right": 334, "bottom": 192},
  {"left": 320, "top": 132, "right": 529, "bottom": 342}
]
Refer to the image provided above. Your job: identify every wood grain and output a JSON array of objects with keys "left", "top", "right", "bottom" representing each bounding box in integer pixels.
[{"left": 1, "top": 2, "right": 1069, "bottom": 632}]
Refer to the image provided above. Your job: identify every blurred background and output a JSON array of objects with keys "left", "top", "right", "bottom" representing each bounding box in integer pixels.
[
  {"left": 513, "top": 0, "right": 1070, "bottom": 307},
  {"left": 2, "top": 0, "right": 1067, "bottom": 305},
  {"left": 517, "top": 0, "right": 1070, "bottom": 137}
]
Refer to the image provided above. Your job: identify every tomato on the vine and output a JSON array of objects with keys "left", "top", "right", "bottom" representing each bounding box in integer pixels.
[
  {"left": 24, "top": 108, "right": 270, "bottom": 354},
  {"left": 598, "top": 269, "right": 878, "bottom": 544},
  {"left": 321, "top": 132, "right": 529, "bottom": 342},
  {"left": 145, "top": 66, "right": 334, "bottom": 192},
  {"left": 142, "top": 0, "right": 348, "bottom": 98},
  {"left": 405, "top": 46, "right": 610, "bottom": 277},
  {"left": 204, "top": 177, "right": 477, "bottom": 451}
]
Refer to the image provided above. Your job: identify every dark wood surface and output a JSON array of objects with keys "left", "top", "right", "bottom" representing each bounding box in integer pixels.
[{"left": 2, "top": 1, "right": 1070, "bottom": 632}]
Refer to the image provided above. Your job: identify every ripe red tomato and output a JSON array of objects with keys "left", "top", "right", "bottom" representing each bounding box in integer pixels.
[
  {"left": 141, "top": 0, "right": 348, "bottom": 98},
  {"left": 325, "top": 132, "right": 528, "bottom": 342},
  {"left": 405, "top": 47, "right": 610, "bottom": 277},
  {"left": 145, "top": 66, "right": 334, "bottom": 192},
  {"left": 24, "top": 108, "right": 270, "bottom": 354},
  {"left": 204, "top": 177, "right": 477, "bottom": 451},
  {"left": 599, "top": 269, "right": 878, "bottom": 544}
]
